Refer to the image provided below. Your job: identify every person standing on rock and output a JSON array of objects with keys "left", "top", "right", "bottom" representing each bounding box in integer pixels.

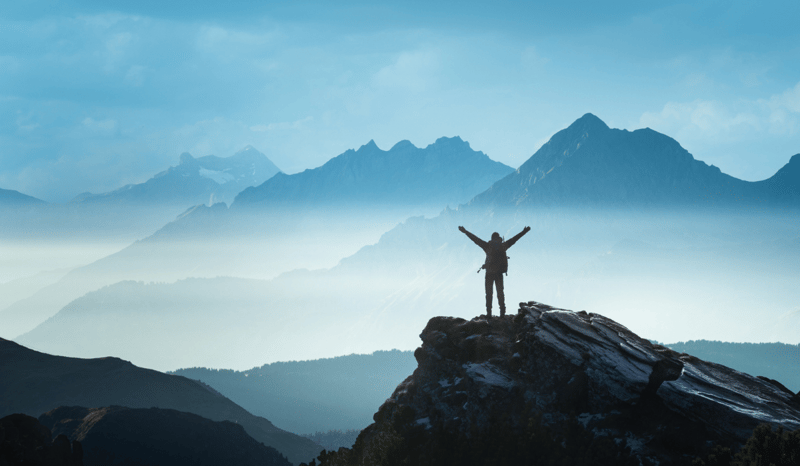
[{"left": 459, "top": 225, "right": 531, "bottom": 318}]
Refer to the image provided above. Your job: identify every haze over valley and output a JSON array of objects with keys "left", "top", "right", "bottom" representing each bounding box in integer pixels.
[{"left": 2, "top": 114, "right": 798, "bottom": 376}]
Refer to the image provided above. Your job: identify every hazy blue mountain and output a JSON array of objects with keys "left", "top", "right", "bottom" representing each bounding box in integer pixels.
[
  {"left": 172, "top": 350, "right": 418, "bottom": 434},
  {"left": 1, "top": 147, "right": 280, "bottom": 245},
  {"left": 12, "top": 276, "right": 412, "bottom": 370},
  {"left": 75, "top": 145, "right": 281, "bottom": 207},
  {"left": 0, "top": 187, "right": 47, "bottom": 207},
  {"left": 302, "top": 430, "right": 361, "bottom": 453},
  {"left": 233, "top": 137, "right": 513, "bottom": 210},
  {"left": 11, "top": 117, "right": 800, "bottom": 371},
  {"left": 0, "top": 137, "right": 514, "bottom": 337},
  {"left": 0, "top": 188, "right": 49, "bottom": 240},
  {"left": 470, "top": 113, "right": 800, "bottom": 210},
  {"left": 761, "top": 153, "right": 800, "bottom": 203},
  {"left": 0, "top": 268, "right": 71, "bottom": 315},
  {"left": 0, "top": 337, "right": 322, "bottom": 465}
]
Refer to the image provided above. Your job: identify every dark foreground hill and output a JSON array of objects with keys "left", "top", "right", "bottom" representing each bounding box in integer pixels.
[
  {"left": 0, "top": 413, "right": 83, "bottom": 466},
  {"left": 0, "top": 407, "right": 292, "bottom": 466},
  {"left": 38, "top": 406, "right": 290, "bottom": 466},
  {"left": 0, "top": 337, "right": 321, "bottom": 465},
  {"left": 306, "top": 301, "right": 800, "bottom": 466}
]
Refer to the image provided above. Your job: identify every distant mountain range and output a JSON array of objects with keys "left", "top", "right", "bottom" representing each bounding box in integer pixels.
[
  {"left": 0, "top": 187, "right": 46, "bottom": 207},
  {"left": 0, "top": 337, "right": 321, "bottom": 465},
  {"left": 0, "top": 145, "right": 281, "bottom": 243},
  {"left": 173, "top": 350, "right": 418, "bottom": 434},
  {"left": 73, "top": 145, "right": 281, "bottom": 207},
  {"left": 0, "top": 137, "right": 515, "bottom": 339},
  {"left": 234, "top": 137, "right": 513, "bottom": 210},
  {"left": 5, "top": 115, "right": 800, "bottom": 375},
  {"left": 471, "top": 113, "right": 800, "bottom": 210}
]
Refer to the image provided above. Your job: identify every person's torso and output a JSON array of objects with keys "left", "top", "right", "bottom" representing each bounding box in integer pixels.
[{"left": 483, "top": 240, "right": 508, "bottom": 273}]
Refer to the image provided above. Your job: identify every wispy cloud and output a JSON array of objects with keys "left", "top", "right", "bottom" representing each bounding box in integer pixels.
[{"left": 641, "top": 81, "right": 800, "bottom": 140}]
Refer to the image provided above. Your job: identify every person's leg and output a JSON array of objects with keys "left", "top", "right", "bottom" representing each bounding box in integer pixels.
[
  {"left": 496, "top": 274, "right": 505, "bottom": 317},
  {"left": 484, "top": 272, "right": 493, "bottom": 317}
]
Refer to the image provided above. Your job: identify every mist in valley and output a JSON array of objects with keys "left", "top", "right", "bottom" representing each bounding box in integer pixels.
[{"left": 5, "top": 203, "right": 799, "bottom": 374}]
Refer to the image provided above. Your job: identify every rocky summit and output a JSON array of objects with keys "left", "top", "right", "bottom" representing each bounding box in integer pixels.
[{"left": 306, "top": 302, "right": 800, "bottom": 466}]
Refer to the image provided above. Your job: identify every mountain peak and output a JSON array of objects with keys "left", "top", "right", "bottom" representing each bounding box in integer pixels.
[
  {"left": 357, "top": 140, "right": 380, "bottom": 152},
  {"left": 567, "top": 112, "right": 610, "bottom": 132},
  {"left": 390, "top": 140, "right": 416, "bottom": 151},
  {"left": 428, "top": 136, "right": 469, "bottom": 150},
  {"left": 232, "top": 145, "right": 263, "bottom": 157},
  {"left": 179, "top": 152, "right": 196, "bottom": 165}
]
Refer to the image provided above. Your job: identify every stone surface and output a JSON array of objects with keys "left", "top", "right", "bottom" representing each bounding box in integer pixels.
[
  {"left": 39, "top": 406, "right": 291, "bottom": 466},
  {"left": 0, "top": 413, "right": 83, "bottom": 466},
  {"left": 316, "top": 301, "right": 800, "bottom": 465}
]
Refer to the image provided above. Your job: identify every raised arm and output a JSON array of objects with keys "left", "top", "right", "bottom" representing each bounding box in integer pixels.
[
  {"left": 458, "top": 226, "right": 487, "bottom": 249},
  {"left": 503, "top": 226, "right": 531, "bottom": 249}
]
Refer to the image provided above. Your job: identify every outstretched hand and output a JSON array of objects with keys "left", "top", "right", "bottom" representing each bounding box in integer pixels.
[
  {"left": 458, "top": 226, "right": 466, "bottom": 233},
  {"left": 523, "top": 226, "right": 531, "bottom": 233}
]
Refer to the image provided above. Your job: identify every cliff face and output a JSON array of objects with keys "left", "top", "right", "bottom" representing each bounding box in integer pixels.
[{"left": 311, "top": 302, "right": 800, "bottom": 466}]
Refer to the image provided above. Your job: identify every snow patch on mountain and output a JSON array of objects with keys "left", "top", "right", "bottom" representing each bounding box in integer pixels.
[{"left": 199, "top": 167, "right": 235, "bottom": 184}]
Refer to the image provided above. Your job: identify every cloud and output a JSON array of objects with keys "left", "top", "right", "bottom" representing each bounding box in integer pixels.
[
  {"left": 641, "top": 81, "right": 800, "bottom": 141},
  {"left": 124, "top": 65, "right": 146, "bottom": 87},
  {"left": 249, "top": 116, "right": 313, "bottom": 133},
  {"left": 640, "top": 100, "right": 758, "bottom": 143},
  {"left": 372, "top": 50, "right": 439, "bottom": 92},
  {"left": 768, "top": 81, "right": 800, "bottom": 113},
  {"left": 82, "top": 117, "right": 118, "bottom": 133},
  {"left": 521, "top": 45, "right": 549, "bottom": 70}
]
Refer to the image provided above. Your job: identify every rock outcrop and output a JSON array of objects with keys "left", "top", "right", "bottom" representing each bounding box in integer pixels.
[
  {"left": 0, "top": 413, "right": 83, "bottom": 466},
  {"left": 307, "top": 302, "right": 800, "bottom": 465}
]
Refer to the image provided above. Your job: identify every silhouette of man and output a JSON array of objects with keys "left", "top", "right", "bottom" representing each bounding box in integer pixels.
[{"left": 459, "top": 225, "right": 531, "bottom": 318}]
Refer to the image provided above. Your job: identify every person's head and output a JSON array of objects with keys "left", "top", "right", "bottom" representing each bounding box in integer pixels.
[{"left": 491, "top": 232, "right": 501, "bottom": 242}]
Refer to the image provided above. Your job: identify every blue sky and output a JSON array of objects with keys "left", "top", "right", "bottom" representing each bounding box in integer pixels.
[{"left": 2, "top": 0, "right": 800, "bottom": 202}]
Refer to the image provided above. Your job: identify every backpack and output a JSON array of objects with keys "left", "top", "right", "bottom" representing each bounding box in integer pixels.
[{"left": 484, "top": 239, "right": 509, "bottom": 274}]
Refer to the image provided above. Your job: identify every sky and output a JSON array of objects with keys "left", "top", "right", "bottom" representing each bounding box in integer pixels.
[{"left": 2, "top": 0, "right": 800, "bottom": 203}]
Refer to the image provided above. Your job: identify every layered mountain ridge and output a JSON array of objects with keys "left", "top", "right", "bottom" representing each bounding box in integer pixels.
[
  {"left": 471, "top": 113, "right": 800, "bottom": 210},
  {"left": 0, "top": 337, "right": 321, "bottom": 465},
  {"left": 0, "top": 187, "right": 47, "bottom": 207},
  {"left": 233, "top": 137, "right": 513, "bottom": 209},
  {"left": 74, "top": 145, "right": 281, "bottom": 207}
]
